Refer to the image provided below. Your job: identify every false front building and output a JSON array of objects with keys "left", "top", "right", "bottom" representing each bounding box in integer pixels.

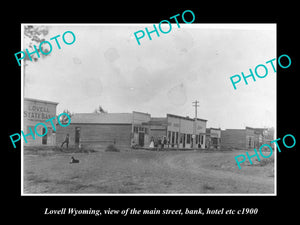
[
  {"left": 221, "top": 126, "right": 274, "bottom": 150},
  {"left": 56, "top": 112, "right": 207, "bottom": 149},
  {"left": 206, "top": 128, "right": 221, "bottom": 149},
  {"left": 145, "top": 114, "right": 207, "bottom": 149},
  {"left": 56, "top": 111, "right": 151, "bottom": 149},
  {"left": 23, "top": 98, "right": 58, "bottom": 146}
]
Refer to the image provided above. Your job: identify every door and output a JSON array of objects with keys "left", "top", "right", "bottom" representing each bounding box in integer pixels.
[
  {"left": 75, "top": 127, "right": 81, "bottom": 146},
  {"left": 42, "top": 127, "right": 47, "bottom": 145},
  {"left": 138, "top": 132, "right": 144, "bottom": 147}
]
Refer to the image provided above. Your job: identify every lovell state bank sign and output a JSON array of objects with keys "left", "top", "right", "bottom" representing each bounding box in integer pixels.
[{"left": 23, "top": 98, "right": 58, "bottom": 146}]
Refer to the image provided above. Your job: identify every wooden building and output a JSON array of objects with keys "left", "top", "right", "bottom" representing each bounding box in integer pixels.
[
  {"left": 56, "top": 111, "right": 151, "bottom": 149},
  {"left": 221, "top": 126, "right": 271, "bottom": 150},
  {"left": 23, "top": 98, "right": 58, "bottom": 146},
  {"left": 56, "top": 111, "right": 208, "bottom": 150},
  {"left": 145, "top": 114, "right": 207, "bottom": 149},
  {"left": 206, "top": 128, "right": 221, "bottom": 149}
]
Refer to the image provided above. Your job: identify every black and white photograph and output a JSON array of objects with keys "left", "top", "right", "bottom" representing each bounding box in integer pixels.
[
  {"left": 4, "top": 3, "right": 299, "bottom": 222},
  {"left": 21, "top": 23, "right": 276, "bottom": 195}
]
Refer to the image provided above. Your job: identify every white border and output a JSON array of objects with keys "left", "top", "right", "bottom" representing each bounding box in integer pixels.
[
  {"left": 21, "top": 23, "right": 277, "bottom": 196},
  {"left": 21, "top": 24, "right": 24, "bottom": 196}
]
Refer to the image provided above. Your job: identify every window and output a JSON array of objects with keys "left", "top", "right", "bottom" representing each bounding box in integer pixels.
[
  {"left": 196, "top": 135, "right": 198, "bottom": 144},
  {"left": 75, "top": 127, "right": 81, "bottom": 144},
  {"left": 145, "top": 127, "right": 148, "bottom": 134},
  {"left": 171, "top": 131, "right": 175, "bottom": 144},
  {"left": 42, "top": 127, "right": 47, "bottom": 145},
  {"left": 134, "top": 126, "right": 138, "bottom": 133},
  {"left": 200, "top": 135, "right": 204, "bottom": 144},
  {"left": 187, "top": 134, "right": 191, "bottom": 144},
  {"left": 175, "top": 132, "right": 178, "bottom": 144},
  {"left": 168, "top": 131, "right": 171, "bottom": 142}
]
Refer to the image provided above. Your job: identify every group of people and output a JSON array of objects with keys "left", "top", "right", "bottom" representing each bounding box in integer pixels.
[{"left": 149, "top": 136, "right": 168, "bottom": 150}]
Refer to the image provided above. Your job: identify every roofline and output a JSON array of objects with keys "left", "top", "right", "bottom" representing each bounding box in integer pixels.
[
  {"left": 223, "top": 129, "right": 245, "bottom": 131},
  {"left": 24, "top": 97, "right": 59, "bottom": 105},
  {"left": 166, "top": 113, "right": 207, "bottom": 122},
  {"left": 133, "top": 111, "right": 151, "bottom": 116},
  {"left": 59, "top": 123, "right": 132, "bottom": 125},
  {"left": 73, "top": 112, "right": 132, "bottom": 115},
  {"left": 207, "top": 127, "right": 221, "bottom": 130}
]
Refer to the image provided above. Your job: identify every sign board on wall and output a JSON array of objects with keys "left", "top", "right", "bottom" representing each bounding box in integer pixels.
[{"left": 24, "top": 98, "right": 58, "bottom": 122}]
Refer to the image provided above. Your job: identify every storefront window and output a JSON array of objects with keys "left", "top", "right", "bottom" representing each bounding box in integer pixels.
[
  {"left": 171, "top": 131, "right": 175, "bottom": 144},
  {"left": 187, "top": 134, "right": 191, "bottom": 144}
]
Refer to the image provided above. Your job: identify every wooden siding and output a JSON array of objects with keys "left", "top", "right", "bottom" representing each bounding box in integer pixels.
[
  {"left": 221, "top": 129, "right": 246, "bottom": 150},
  {"left": 56, "top": 124, "right": 132, "bottom": 148}
]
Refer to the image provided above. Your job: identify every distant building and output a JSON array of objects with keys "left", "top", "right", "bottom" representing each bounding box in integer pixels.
[
  {"left": 206, "top": 128, "right": 221, "bottom": 149},
  {"left": 23, "top": 98, "right": 58, "bottom": 146},
  {"left": 221, "top": 126, "right": 273, "bottom": 150},
  {"left": 144, "top": 114, "right": 207, "bottom": 149}
]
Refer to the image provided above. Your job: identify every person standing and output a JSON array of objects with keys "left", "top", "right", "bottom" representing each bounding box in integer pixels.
[
  {"left": 157, "top": 138, "right": 162, "bottom": 151},
  {"left": 61, "top": 133, "right": 70, "bottom": 149},
  {"left": 162, "top": 136, "right": 166, "bottom": 150},
  {"left": 149, "top": 137, "right": 154, "bottom": 148}
]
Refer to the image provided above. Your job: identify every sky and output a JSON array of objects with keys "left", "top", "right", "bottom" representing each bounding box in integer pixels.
[{"left": 23, "top": 24, "right": 276, "bottom": 129}]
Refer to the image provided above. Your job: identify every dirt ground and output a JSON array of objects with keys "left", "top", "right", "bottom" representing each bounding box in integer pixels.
[{"left": 23, "top": 149, "right": 275, "bottom": 194}]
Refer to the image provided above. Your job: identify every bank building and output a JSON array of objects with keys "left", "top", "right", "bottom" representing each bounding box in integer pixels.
[{"left": 23, "top": 98, "right": 58, "bottom": 146}]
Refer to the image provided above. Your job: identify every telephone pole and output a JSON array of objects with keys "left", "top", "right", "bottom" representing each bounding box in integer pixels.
[
  {"left": 192, "top": 100, "right": 199, "bottom": 149},
  {"left": 192, "top": 100, "right": 199, "bottom": 119}
]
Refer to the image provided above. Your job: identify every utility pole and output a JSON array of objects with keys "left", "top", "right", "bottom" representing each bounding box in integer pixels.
[
  {"left": 192, "top": 100, "right": 199, "bottom": 149},
  {"left": 192, "top": 100, "right": 199, "bottom": 119}
]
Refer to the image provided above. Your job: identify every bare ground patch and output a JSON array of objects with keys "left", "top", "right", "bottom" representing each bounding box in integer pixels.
[{"left": 23, "top": 149, "right": 275, "bottom": 194}]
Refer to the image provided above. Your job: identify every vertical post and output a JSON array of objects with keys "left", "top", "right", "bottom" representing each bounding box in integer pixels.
[
  {"left": 178, "top": 118, "right": 181, "bottom": 149},
  {"left": 192, "top": 100, "right": 199, "bottom": 149}
]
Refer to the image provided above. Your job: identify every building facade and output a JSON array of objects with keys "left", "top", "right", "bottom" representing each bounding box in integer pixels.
[
  {"left": 221, "top": 126, "right": 271, "bottom": 150},
  {"left": 206, "top": 128, "right": 221, "bottom": 149},
  {"left": 56, "top": 112, "right": 208, "bottom": 150},
  {"left": 166, "top": 114, "right": 207, "bottom": 149},
  {"left": 23, "top": 98, "right": 58, "bottom": 146},
  {"left": 131, "top": 112, "right": 151, "bottom": 147},
  {"left": 56, "top": 111, "right": 151, "bottom": 149},
  {"left": 145, "top": 114, "right": 207, "bottom": 149}
]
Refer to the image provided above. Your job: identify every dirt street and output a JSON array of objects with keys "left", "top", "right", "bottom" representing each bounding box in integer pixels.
[{"left": 23, "top": 149, "right": 274, "bottom": 194}]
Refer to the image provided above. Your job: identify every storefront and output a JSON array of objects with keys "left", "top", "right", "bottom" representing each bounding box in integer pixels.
[
  {"left": 206, "top": 128, "right": 221, "bottom": 149},
  {"left": 146, "top": 114, "right": 207, "bottom": 149},
  {"left": 56, "top": 111, "right": 151, "bottom": 149},
  {"left": 23, "top": 98, "right": 58, "bottom": 146},
  {"left": 166, "top": 114, "right": 207, "bottom": 149}
]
